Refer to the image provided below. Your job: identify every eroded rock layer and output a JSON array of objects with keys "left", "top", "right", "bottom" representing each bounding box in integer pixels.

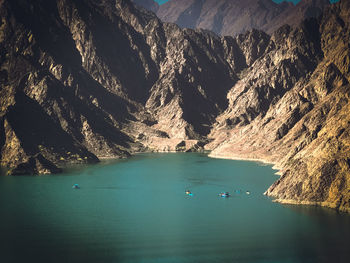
[{"left": 0, "top": 0, "right": 349, "bottom": 212}]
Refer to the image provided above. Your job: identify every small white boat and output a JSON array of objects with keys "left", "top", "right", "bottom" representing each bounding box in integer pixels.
[
  {"left": 185, "top": 190, "right": 193, "bottom": 196},
  {"left": 220, "top": 192, "right": 230, "bottom": 198}
]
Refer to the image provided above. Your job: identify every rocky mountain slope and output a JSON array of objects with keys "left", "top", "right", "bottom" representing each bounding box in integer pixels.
[
  {"left": 156, "top": 0, "right": 330, "bottom": 36},
  {"left": 0, "top": 0, "right": 349, "bottom": 212},
  {"left": 133, "top": 0, "right": 159, "bottom": 13},
  {"left": 207, "top": 0, "right": 350, "bottom": 212},
  {"left": 0, "top": 0, "right": 242, "bottom": 174}
]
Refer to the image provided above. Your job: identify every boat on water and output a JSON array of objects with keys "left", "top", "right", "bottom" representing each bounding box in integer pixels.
[
  {"left": 220, "top": 192, "right": 230, "bottom": 198},
  {"left": 185, "top": 190, "right": 193, "bottom": 196},
  {"left": 72, "top": 184, "right": 80, "bottom": 189}
]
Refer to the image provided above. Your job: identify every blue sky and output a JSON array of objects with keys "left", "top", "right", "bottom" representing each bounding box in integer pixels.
[{"left": 154, "top": 0, "right": 339, "bottom": 5}]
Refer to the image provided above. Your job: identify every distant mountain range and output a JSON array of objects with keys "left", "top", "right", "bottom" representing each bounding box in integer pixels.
[
  {"left": 134, "top": 0, "right": 330, "bottom": 36},
  {"left": 133, "top": 0, "right": 159, "bottom": 13}
]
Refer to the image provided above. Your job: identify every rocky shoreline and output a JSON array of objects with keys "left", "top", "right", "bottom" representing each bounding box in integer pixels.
[
  {"left": 208, "top": 150, "right": 350, "bottom": 213},
  {"left": 272, "top": 199, "right": 350, "bottom": 214}
]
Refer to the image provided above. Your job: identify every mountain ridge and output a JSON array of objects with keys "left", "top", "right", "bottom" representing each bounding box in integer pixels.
[{"left": 155, "top": 0, "right": 330, "bottom": 36}]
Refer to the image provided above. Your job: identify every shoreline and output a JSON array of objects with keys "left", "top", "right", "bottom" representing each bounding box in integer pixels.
[
  {"left": 207, "top": 152, "right": 349, "bottom": 213},
  {"left": 273, "top": 199, "right": 350, "bottom": 214},
  {"left": 100, "top": 150, "right": 350, "bottom": 213},
  {"left": 130, "top": 149, "right": 282, "bottom": 172},
  {"left": 4, "top": 149, "right": 348, "bottom": 213},
  {"left": 208, "top": 152, "right": 283, "bottom": 174}
]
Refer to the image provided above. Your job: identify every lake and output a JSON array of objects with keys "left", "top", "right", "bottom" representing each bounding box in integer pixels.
[{"left": 0, "top": 153, "right": 349, "bottom": 263}]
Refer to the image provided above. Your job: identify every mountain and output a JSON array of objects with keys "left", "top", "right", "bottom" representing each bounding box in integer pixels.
[
  {"left": 156, "top": 0, "right": 330, "bottom": 36},
  {"left": 207, "top": 0, "right": 350, "bottom": 211},
  {"left": 0, "top": 0, "right": 240, "bottom": 174},
  {"left": 0, "top": 0, "right": 349, "bottom": 212},
  {"left": 132, "top": 0, "right": 159, "bottom": 13}
]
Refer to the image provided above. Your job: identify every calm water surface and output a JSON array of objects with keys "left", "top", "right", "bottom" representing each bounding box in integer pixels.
[{"left": 0, "top": 153, "right": 349, "bottom": 263}]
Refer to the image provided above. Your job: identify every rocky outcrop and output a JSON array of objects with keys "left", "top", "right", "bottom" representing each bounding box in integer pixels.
[
  {"left": 207, "top": 0, "right": 350, "bottom": 212},
  {"left": 0, "top": 0, "right": 348, "bottom": 212},
  {"left": 156, "top": 0, "right": 330, "bottom": 36}
]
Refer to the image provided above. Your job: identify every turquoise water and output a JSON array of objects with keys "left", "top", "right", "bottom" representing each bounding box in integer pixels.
[{"left": 0, "top": 153, "right": 349, "bottom": 263}]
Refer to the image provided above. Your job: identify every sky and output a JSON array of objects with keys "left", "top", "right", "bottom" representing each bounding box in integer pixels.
[{"left": 154, "top": 0, "right": 340, "bottom": 5}]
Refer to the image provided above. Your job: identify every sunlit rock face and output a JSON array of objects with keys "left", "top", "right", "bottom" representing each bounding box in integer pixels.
[
  {"left": 155, "top": 0, "right": 330, "bottom": 36},
  {"left": 207, "top": 0, "right": 350, "bottom": 212},
  {"left": 0, "top": 0, "right": 349, "bottom": 212}
]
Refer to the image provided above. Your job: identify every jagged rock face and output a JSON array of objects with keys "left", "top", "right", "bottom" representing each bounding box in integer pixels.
[
  {"left": 156, "top": 0, "right": 330, "bottom": 36},
  {"left": 208, "top": 0, "right": 350, "bottom": 212},
  {"left": 264, "top": 0, "right": 350, "bottom": 212},
  {"left": 0, "top": 0, "right": 145, "bottom": 174},
  {"left": 0, "top": 0, "right": 252, "bottom": 174}
]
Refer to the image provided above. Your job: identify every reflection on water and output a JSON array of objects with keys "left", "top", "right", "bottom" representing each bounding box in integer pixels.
[{"left": 0, "top": 153, "right": 349, "bottom": 263}]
